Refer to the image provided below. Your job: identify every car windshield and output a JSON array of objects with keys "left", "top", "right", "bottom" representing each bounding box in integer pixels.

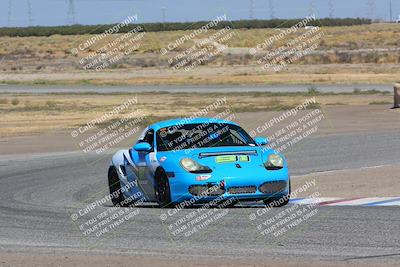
[{"left": 156, "top": 123, "right": 255, "bottom": 151}]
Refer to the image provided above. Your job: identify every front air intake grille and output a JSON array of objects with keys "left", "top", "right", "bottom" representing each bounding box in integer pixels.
[
  {"left": 189, "top": 185, "right": 225, "bottom": 196},
  {"left": 228, "top": 186, "right": 256, "bottom": 194},
  {"left": 259, "top": 180, "right": 287, "bottom": 194}
]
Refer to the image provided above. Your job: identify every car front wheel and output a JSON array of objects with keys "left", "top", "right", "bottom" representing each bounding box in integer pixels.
[
  {"left": 155, "top": 169, "right": 172, "bottom": 208},
  {"left": 108, "top": 167, "right": 126, "bottom": 207}
]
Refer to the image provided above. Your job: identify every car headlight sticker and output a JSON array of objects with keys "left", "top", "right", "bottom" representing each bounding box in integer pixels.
[
  {"left": 180, "top": 158, "right": 212, "bottom": 173},
  {"left": 264, "top": 154, "right": 284, "bottom": 170}
]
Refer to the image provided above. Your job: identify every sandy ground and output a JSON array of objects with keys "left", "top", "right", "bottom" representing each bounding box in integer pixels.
[
  {"left": 293, "top": 164, "right": 400, "bottom": 198},
  {"left": 0, "top": 92, "right": 395, "bottom": 137},
  {"left": 0, "top": 252, "right": 395, "bottom": 267},
  {"left": 236, "top": 105, "right": 400, "bottom": 137}
]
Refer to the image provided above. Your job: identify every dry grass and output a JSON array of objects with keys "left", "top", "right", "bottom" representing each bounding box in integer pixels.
[
  {"left": 0, "top": 91, "right": 392, "bottom": 137},
  {"left": 369, "top": 100, "right": 392, "bottom": 105},
  {"left": 0, "top": 23, "right": 399, "bottom": 86},
  {"left": 1, "top": 23, "right": 399, "bottom": 57},
  {"left": 0, "top": 24, "right": 400, "bottom": 73},
  {"left": 1, "top": 70, "right": 400, "bottom": 86}
]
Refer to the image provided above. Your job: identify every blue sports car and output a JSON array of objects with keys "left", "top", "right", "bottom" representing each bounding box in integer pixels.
[{"left": 108, "top": 118, "right": 290, "bottom": 208}]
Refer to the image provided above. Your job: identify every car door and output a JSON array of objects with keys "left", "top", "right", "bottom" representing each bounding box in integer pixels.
[{"left": 124, "top": 129, "right": 157, "bottom": 202}]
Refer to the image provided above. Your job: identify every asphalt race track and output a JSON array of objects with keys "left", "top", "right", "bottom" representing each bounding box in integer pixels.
[{"left": 0, "top": 131, "right": 400, "bottom": 265}]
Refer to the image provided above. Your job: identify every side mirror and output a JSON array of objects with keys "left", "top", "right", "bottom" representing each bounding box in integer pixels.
[
  {"left": 254, "top": 137, "right": 269, "bottom": 146},
  {"left": 134, "top": 142, "right": 152, "bottom": 152}
]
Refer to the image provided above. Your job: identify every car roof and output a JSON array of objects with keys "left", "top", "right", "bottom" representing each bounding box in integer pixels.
[{"left": 149, "top": 117, "right": 238, "bottom": 131}]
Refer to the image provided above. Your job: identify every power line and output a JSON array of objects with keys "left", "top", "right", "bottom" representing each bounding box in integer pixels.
[{"left": 389, "top": 0, "right": 393, "bottom": 22}]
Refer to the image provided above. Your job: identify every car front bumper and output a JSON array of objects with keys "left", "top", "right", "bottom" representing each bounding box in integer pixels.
[{"left": 168, "top": 167, "right": 290, "bottom": 204}]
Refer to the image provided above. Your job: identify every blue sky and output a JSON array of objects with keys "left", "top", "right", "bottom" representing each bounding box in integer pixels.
[{"left": 1, "top": 0, "right": 399, "bottom": 27}]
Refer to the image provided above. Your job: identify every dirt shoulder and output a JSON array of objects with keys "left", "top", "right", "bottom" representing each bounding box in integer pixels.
[
  {"left": 0, "top": 252, "right": 393, "bottom": 267},
  {"left": 293, "top": 164, "right": 400, "bottom": 198},
  {"left": 0, "top": 91, "right": 397, "bottom": 137},
  {"left": 1, "top": 64, "right": 400, "bottom": 86},
  {"left": 1, "top": 105, "right": 399, "bottom": 154}
]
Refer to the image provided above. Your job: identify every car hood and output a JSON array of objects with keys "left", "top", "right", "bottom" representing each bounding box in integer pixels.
[{"left": 160, "top": 146, "right": 269, "bottom": 172}]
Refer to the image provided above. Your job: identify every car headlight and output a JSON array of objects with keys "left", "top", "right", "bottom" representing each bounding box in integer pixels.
[
  {"left": 264, "top": 154, "right": 284, "bottom": 170},
  {"left": 180, "top": 158, "right": 212, "bottom": 173}
]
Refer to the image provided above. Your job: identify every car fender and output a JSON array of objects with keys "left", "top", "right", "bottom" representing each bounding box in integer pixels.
[
  {"left": 110, "top": 149, "right": 130, "bottom": 167},
  {"left": 110, "top": 149, "right": 135, "bottom": 185},
  {"left": 155, "top": 152, "right": 185, "bottom": 174}
]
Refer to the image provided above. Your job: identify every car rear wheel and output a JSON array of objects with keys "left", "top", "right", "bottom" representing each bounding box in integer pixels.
[
  {"left": 108, "top": 167, "right": 126, "bottom": 207},
  {"left": 155, "top": 169, "right": 172, "bottom": 208}
]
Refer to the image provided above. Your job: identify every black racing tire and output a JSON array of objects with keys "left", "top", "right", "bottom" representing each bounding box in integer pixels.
[
  {"left": 108, "top": 166, "right": 126, "bottom": 207},
  {"left": 263, "top": 180, "right": 291, "bottom": 207},
  {"left": 226, "top": 199, "right": 239, "bottom": 208},
  {"left": 155, "top": 168, "right": 172, "bottom": 208}
]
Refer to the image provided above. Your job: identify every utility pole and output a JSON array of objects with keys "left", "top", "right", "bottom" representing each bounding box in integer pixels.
[
  {"left": 328, "top": 0, "right": 335, "bottom": 18},
  {"left": 7, "top": 0, "right": 12, "bottom": 27},
  {"left": 389, "top": 0, "right": 393, "bottom": 22},
  {"left": 67, "top": 0, "right": 76, "bottom": 25},
  {"left": 249, "top": 0, "right": 255, "bottom": 19},
  {"left": 367, "top": 0, "right": 375, "bottom": 20},
  {"left": 309, "top": 0, "right": 316, "bottom": 17},
  {"left": 268, "top": 0, "right": 275, "bottom": 19},
  {"left": 161, "top": 6, "right": 166, "bottom": 23},
  {"left": 27, "top": 0, "right": 33, "bottom": 26}
]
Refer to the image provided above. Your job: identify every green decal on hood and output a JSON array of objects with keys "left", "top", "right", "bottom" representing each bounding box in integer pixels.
[
  {"left": 239, "top": 155, "right": 250, "bottom": 162},
  {"left": 215, "top": 155, "right": 237, "bottom": 163}
]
